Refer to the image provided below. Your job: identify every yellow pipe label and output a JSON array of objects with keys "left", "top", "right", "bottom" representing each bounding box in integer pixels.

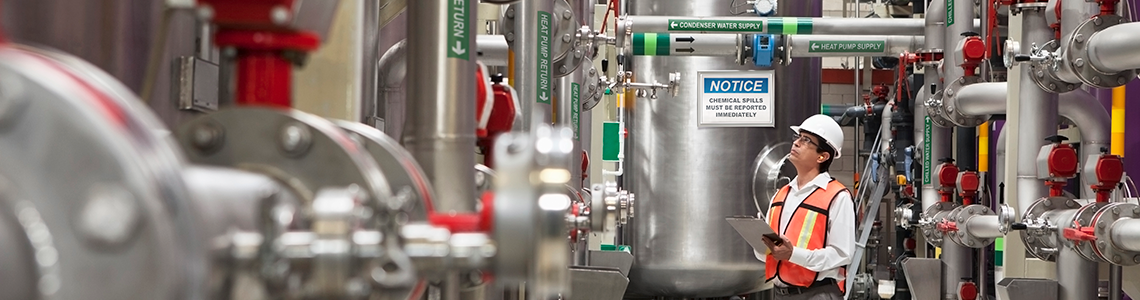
[
  {"left": 979, "top": 122, "right": 989, "bottom": 172},
  {"left": 1113, "top": 86, "right": 1126, "bottom": 157}
]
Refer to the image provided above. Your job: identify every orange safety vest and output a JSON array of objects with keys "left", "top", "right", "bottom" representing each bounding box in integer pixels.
[{"left": 764, "top": 179, "right": 850, "bottom": 291}]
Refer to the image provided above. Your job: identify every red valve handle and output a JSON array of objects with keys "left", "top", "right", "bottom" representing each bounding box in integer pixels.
[
  {"left": 938, "top": 221, "right": 959, "bottom": 232},
  {"left": 1063, "top": 223, "right": 1097, "bottom": 242}
]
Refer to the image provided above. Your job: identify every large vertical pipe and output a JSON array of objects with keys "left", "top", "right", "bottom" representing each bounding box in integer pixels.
[
  {"left": 1109, "top": 85, "right": 1125, "bottom": 300},
  {"left": 1057, "top": 245, "right": 1098, "bottom": 300},
  {"left": 360, "top": 0, "right": 380, "bottom": 126},
  {"left": 922, "top": 0, "right": 947, "bottom": 212},
  {"left": 404, "top": 0, "right": 478, "bottom": 213},
  {"left": 939, "top": 0, "right": 975, "bottom": 297},
  {"left": 514, "top": 0, "right": 556, "bottom": 130},
  {"left": 1016, "top": 6, "right": 1056, "bottom": 217}
]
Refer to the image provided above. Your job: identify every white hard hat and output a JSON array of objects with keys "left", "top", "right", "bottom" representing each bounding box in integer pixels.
[{"left": 790, "top": 114, "right": 844, "bottom": 159}]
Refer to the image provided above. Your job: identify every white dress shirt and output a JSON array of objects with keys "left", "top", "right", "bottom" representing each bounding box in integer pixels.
[{"left": 753, "top": 172, "right": 855, "bottom": 287}]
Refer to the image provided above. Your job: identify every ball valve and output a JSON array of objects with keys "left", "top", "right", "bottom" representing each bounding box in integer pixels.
[
  {"left": 1084, "top": 148, "right": 1124, "bottom": 203},
  {"left": 909, "top": 158, "right": 963, "bottom": 247},
  {"left": 944, "top": 170, "right": 1002, "bottom": 248},
  {"left": 957, "top": 32, "right": 987, "bottom": 77}
]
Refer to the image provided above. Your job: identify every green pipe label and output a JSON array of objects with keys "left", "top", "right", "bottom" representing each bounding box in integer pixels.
[
  {"left": 667, "top": 19, "right": 764, "bottom": 32},
  {"left": 632, "top": 33, "right": 672, "bottom": 55},
  {"left": 572, "top": 83, "right": 581, "bottom": 141},
  {"left": 924, "top": 116, "right": 932, "bottom": 185},
  {"left": 537, "top": 11, "right": 553, "bottom": 104},
  {"left": 767, "top": 17, "right": 814, "bottom": 34},
  {"left": 947, "top": 0, "right": 955, "bottom": 26},
  {"left": 808, "top": 40, "right": 886, "bottom": 53},
  {"left": 447, "top": 0, "right": 469, "bottom": 60}
]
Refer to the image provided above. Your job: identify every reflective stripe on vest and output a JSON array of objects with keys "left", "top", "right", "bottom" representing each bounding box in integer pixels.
[{"left": 764, "top": 179, "right": 849, "bottom": 290}]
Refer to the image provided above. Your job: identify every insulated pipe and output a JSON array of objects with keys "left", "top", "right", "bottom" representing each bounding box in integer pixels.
[
  {"left": 964, "top": 215, "right": 1003, "bottom": 238},
  {"left": 922, "top": 0, "right": 947, "bottom": 213},
  {"left": 1058, "top": 242, "right": 1098, "bottom": 300},
  {"left": 477, "top": 35, "right": 510, "bottom": 67},
  {"left": 785, "top": 35, "right": 926, "bottom": 57},
  {"left": 618, "top": 16, "right": 929, "bottom": 37},
  {"left": 629, "top": 33, "right": 739, "bottom": 56},
  {"left": 404, "top": 0, "right": 478, "bottom": 214},
  {"left": 1087, "top": 22, "right": 1140, "bottom": 73},
  {"left": 944, "top": 0, "right": 975, "bottom": 85},
  {"left": 948, "top": 86, "right": 1109, "bottom": 199},
  {"left": 1017, "top": 6, "right": 1057, "bottom": 216},
  {"left": 1109, "top": 218, "right": 1140, "bottom": 252},
  {"left": 513, "top": 0, "right": 556, "bottom": 130},
  {"left": 941, "top": 0, "right": 978, "bottom": 296},
  {"left": 1058, "top": 89, "right": 1110, "bottom": 198},
  {"left": 1053, "top": 0, "right": 1099, "bottom": 83}
]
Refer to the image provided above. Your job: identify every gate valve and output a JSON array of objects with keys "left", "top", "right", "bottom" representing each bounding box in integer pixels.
[
  {"left": 957, "top": 170, "right": 980, "bottom": 205},
  {"left": 1037, "top": 135, "right": 1077, "bottom": 197},
  {"left": 936, "top": 158, "right": 959, "bottom": 202},
  {"left": 959, "top": 32, "right": 986, "bottom": 77},
  {"left": 1063, "top": 222, "right": 1097, "bottom": 242},
  {"left": 1085, "top": 147, "right": 1123, "bottom": 203}
]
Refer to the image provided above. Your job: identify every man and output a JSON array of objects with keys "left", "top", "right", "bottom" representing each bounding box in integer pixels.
[{"left": 754, "top": 114, "right": 855, "bottom": 300}]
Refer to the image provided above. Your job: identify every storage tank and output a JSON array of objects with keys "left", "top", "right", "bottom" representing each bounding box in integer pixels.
[{"left": 623, "top": 0, "right": 821, "bottom": 298}]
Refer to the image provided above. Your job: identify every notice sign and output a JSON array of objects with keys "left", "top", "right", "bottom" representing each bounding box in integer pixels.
[{"left": 698, "top": 70, "right": 775, "bottom": 127}]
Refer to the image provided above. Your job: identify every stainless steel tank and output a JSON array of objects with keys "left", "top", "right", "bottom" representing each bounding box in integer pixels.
[
  {"left": 1, "top": 0, "right": 207, "bottom": 128},
  {"left": 623, "top": 0, "right": 821, "bottom": 298}
]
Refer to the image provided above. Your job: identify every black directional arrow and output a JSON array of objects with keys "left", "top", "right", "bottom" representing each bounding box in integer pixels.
[
  {"left": 675, "top": 48, "right": 695, "bottom": 53},
  {"left": 675, "top": 36, "right": 696, "bottom": 43}
]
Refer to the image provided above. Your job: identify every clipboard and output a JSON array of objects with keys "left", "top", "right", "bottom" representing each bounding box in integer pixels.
[{"left": 726, "top": 215, "right": 783, "bottom": 253}]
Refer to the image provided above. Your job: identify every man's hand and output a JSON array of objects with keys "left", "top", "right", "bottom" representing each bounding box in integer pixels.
[{"left": 762, "top": 235, "right": 794, "bottom": 261}]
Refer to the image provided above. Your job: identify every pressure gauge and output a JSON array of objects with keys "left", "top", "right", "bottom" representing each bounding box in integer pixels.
[
  {"left": 753, "top": 0, "right": 777, "bottom": 16},
  {"left": 1003, "top": 39, "right": 1020, "bottom": 68}
]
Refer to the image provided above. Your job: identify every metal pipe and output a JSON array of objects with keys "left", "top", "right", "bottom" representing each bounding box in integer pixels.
[
  {"left": 922, "top": 0, "right": 948, "bottom": 212},
  {"left": 964, "top": 215, "right": 1003, "bottom": 238},
  {"left": 785, "top": 35, "right": 926, "bottom": 57},
  {"left": 942, "top": 243, "right": 974, "bottom": 300},
  {"left": 954, "top": 83, "right": 1007, "bottom": 116},
  {"left": 1016, "top": 6, "right": 1058, "bottom": 216},
  {"left": 1112, "top": 86, "right": 1125, "bottom": 156},
  {"left": 377, "top": 40, "right": 407, "bottom": 130},
  {"left": 941, "top": 0, "right": 977, "bottom": 296},
  {"left": 1057, "top": 244, "right": 1098, "bottom": 300},
  {"left": 1110, "top": 264, "right": 1123, "bottom": 300},
  {"left": 360, "top": 0, "right": 381, "bottom": 125},
  {"left": 1053, "top": 0, "right": 1098, "bottom": 83},
  {"left": 477, "top": 35, "right": 510, "bottom": 67},
  {"left": 513, "top": 0, "right": 556, "bottom": 130},
  {"left": 404, "top": 0, "right": 478, "bottom": 213},
  {"left": 618, "top": 16, "right": 928, "bottom": 37},
  {"left": 944, "top": 0, "right": 975, "bottom": 85},
  {"left": 1087, "top": 22, "right": 1140, "bottom": 73},
  {"left": 1058, "top": 89, "right": 1110, "bottom": 198},
  {"left": 629, "top": 33, "right": 739, "bottom": 56},
  {"left": 1109, "top": 218, "right": 1140, "bottom": 252}
]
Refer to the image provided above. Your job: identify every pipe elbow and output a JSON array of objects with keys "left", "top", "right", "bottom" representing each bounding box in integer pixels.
[
  {"left": 378, "top": 39, "right": 408, "bottom": 89},
  {"left": 1059, "top": 90, "right": 1111, "bottom": 147}
]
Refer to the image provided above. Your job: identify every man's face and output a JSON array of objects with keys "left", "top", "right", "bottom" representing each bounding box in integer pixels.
[{"left": 790, "top": 131, "right": 825, "bottom": 167}]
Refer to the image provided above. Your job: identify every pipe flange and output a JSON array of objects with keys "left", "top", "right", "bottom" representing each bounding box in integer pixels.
[
  {"left": 942, "top": 76, "right": 990, "bottom": 127},
  {"left": 1066, "top": 15, "right": 1136, "bottom": 89},
  {"left": 178, "top": 108, "right": 393, "bottom": 208},
  {"left": 337, "top": 121, "right": 435, "bottom": 218},
  {"left": 919, "top": 202, "right": 960, "bottom": 247},
  {"left": 924, "top": 91, "right": 953, "bottom": 128},
  {"left": 1070, "top": 202, "right": 1111, "bottom": 262},
  {"left": 1029, "top": 41, "right": 1081, "bottom": 93},
  {"left": 1092, "top": 203, "right": 1140, "bottom": 265},
  {"left": 948, "top": 204, "right": 997, "bottom": 248},
  {"left": 1020, "top": 196, "right": 1081, "bottom": 262},
  {"left": 580, "top": 65, "right": 604, "bottom": 111},
  {"left": 1010, "top": 2, "right": 1048, "bottom": 14},
  {"left": 501, "top": 0, "right": 577, "bottom": 75}
]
